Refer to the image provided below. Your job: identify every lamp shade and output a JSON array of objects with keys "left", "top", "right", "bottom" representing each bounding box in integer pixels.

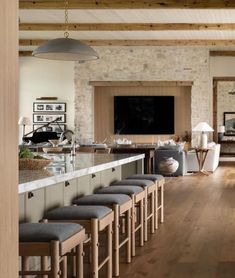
[
  {"left": 18, "top": 116, "right": 31, "bottom": 126},
  {"left": 218, "top": 125, "right": 225, "bottom": 133},
  {"left": 192, "top": 122, "right": 214, "bottom": 132},
  {"left": 32, "top": 38, "right": 99, "bottom": 61}
]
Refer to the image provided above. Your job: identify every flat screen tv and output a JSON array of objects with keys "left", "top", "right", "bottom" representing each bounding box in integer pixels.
[{"left": 114, "top": 96, "right": 175, "bottom": 134}]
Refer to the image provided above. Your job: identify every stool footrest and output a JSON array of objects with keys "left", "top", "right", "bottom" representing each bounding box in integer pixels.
[{"left": 98, "top": 256, "right": 110, "bottom": 271}]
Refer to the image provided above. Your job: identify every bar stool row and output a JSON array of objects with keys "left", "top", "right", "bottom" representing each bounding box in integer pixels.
[{"left": 19, "top": 174, "right": 165, "bottom": 278}]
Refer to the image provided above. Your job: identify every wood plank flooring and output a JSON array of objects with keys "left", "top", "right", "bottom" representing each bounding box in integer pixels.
[{"left": 115, "top": 162, "right": 235, "bottom": 278}]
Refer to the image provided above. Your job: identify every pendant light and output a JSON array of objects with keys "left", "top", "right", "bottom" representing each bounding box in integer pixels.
[{"left": 32, "top": 0, "right": 99, "bottom": 61}]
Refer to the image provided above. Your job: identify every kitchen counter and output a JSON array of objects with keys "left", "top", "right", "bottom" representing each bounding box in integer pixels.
[{"left": 19, "top": 153, "right": 144, "bottom": 194}]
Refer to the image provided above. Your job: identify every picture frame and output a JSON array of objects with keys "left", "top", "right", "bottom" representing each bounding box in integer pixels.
[
  {"left": 33, "top": 102, "right": 66, "bottom": 113},
  {"left": 33, "top": 124, "right": 66, "bottom": 134},
  {"left": 224, "top": 112, "right": 235, "bottom": 136},
  {"left": 33, "top": 114, "right": 66, "bottom": 123}
]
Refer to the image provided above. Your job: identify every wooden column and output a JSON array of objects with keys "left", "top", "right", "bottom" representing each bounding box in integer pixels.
[{"left": 0, "top": 0, "right": 18, "bottom": 277}]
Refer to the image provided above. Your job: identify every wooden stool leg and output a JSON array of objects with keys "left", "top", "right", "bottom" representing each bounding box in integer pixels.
[
  {"left": 76, "top": 242, "right": 84, "bottom": 278},
  {"left": 91, "top": 219, "right": 99, "bottom": 278},
  {"left": 131, "top": 198, "right": 136, "bottom": 257},
  {"left": 144, "top": 190, "right": 148, "bottom": 242},
  {"left": 161, "top": 183, "right": 164, "bottom": 223},
  {"left": 140, "top": 198, "right": 144, "bottom": 247},
  {"left": 61, "top": 256, "right": 67, "bottom": 278},
  {"left": 50, "top": 241, "right": 60, "bottom": 278},
  {"left": 126, "top": 208, "right": 131, "bottom": 264},
  {"left": 21, "top": 256, "right": 30, "bottom": 278},
  {"left": 41, "top": 256, "right": 49, "bottom": 278},
  {"left": 151, "top": 192, "right": 155, "bottom": 234},
  {"left": 113, "top": 204, "right": 120, "bottom": 277},
  {"left": 107, "top": 223, "right": 113, "bottom": 278},
  {"left": 155, "top": 186, "right": 159, "bottom": 230}
]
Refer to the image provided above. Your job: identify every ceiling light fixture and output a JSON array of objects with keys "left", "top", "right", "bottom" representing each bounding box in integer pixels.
[{"left": 32, "top": 0, "right": 99, "bottom": 61}]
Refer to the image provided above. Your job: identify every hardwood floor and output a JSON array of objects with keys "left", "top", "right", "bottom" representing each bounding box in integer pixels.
[{"left": 116, "top": 162, "right": 235, "bottom": 278}]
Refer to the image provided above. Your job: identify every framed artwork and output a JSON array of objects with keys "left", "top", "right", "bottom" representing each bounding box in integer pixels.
[
  {"left": 224, "top": 112, "right": 235, "bottom": 136},
  {"left": 33, "top": 124, "right": 66, "bottom": 133},
  {"left": 33, "top": 102, "right": 66, "bottom": 113},
  {"left": 33, "top": 114, "right": 66, "bottom": 123}
]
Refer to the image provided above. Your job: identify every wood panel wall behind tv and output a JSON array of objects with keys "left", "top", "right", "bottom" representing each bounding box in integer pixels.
[{"left": 94, "top": 84, "right": 191, "bottom": 144}]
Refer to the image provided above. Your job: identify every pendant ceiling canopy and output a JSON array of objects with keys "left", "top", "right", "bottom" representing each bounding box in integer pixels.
[{"left": 32, "top": 0, "right": 99, "bottom": 61}]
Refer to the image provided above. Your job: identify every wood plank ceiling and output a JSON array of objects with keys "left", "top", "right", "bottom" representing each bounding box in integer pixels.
[{"left": 19, "top": 0, "right": 235, "bottom": 56}]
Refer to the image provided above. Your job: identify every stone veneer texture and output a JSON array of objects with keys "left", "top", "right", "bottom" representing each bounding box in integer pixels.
[{"left": 74, "top": 46, "right": 210, "bottom": 141}]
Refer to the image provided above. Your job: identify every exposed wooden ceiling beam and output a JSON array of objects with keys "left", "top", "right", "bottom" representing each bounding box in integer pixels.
[
  {"left": 19, "top": 23, "right": 235, "bottom": 31},
  {"left": 19, "top": 0, "right": 235, "bottom": 9},
  {"left": 19, "top": 39, "right": 235, "bottom": 47},
  {"left": 210, "top": 51, "right": 235, "bottom": 56}
]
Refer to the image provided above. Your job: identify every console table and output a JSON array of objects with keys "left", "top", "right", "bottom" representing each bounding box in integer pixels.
[{"left": 111, "top": 145, "right": 157, "bottom": 174}]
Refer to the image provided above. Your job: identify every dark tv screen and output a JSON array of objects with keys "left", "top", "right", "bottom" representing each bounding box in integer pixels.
[{"left": 114, "top": 96, "right": 175, "bottom": 134}]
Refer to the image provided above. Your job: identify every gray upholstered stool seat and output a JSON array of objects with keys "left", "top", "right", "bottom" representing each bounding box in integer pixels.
[
  {"left": 127, "top": 174, "right": 164, "bottom": 182},
  {"left": 111, "top": 179, "right": 154, "bottom": 188},
  {"left": 95, "top": 186, "right": 143, "bottom": 196},
  {"left": 19, "top": 223, "right": 86, "bottom": 278},
  {"left": 19, "top": 223, "right": 82, "bottom": 243},
  {"left": 46, "top": 205, "right": 112, "bottom": 220},
  {"left": 73, "top": 194, "right": 131, "bottom": 206}
]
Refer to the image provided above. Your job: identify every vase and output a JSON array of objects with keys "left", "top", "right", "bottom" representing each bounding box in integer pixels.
[{"left": 158, "top": 157, "right": 179, "bottom": 175}]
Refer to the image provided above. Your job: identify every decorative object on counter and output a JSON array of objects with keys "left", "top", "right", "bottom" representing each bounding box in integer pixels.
[
  {"left": 224, "top": 112, "right": 235, "bottom": 136},
  {"left": 33, "top": 102, "right": 66, "bottom": 113},
  {"left": 19, "top": 148, "right": 51, "bottom": 170},
  {"left": 218, "top": 125, "right": 225, "bottom": 141},
  {"left": 32, "top": 0, "right": 99, "bottom": 61},
  {"left": 158, "top": 157, "right": 179, "bottom": 175},
  {"left": 114, "top": 138, "right": 133, "bottom": 147},
  {"left": 18, "top": 116, "right": 31, "bottom": 139},
  {"left": 42, "top": 139, "right": 63, "bottom": 153},
  {"left": 192, "top": 122, "right": 214, "bottom": 149}
]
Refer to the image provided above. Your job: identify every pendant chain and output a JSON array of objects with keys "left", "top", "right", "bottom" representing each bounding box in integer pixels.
[{"left": 64, "top": 0, "right": 69, "bottom": 38}]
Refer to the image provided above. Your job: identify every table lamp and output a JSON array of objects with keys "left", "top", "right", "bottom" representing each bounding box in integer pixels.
[
  {"left": 192, "top": 122, "right": 214, "bottom": 149},
  {"left": 18, "top": 116, "right": 31, "bottom": 138}
]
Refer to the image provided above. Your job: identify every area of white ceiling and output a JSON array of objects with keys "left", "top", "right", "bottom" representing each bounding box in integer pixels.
[
  {"left": 19, "top": 9, "right": 235, "bottom": 51},
  {"left": 19, "top": 9, "right": 235, "bottom": 24}
]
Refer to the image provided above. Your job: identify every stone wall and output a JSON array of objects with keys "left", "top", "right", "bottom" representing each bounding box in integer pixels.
[{"left": 74, "top": 46, "right": 210, "bottom": 141}]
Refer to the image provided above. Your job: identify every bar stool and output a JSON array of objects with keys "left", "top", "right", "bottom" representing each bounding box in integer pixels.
[
  {"left": 127, "top": 174, "right": 165, "bottom": 229},
  {"left": 19, "top": 222, "right": 86, "bottom": 278},
  {"left": 73, "top": 194, "right": 132, "bottom": 277},
  {"left": 111, "top": 179, "right": 155, "bottom": 242},
  {"left": 95, "top": 185, "right": 145, "bottom": 257},
  {"left": 45, "top": 205, "right": 113, "bottom": 278}
]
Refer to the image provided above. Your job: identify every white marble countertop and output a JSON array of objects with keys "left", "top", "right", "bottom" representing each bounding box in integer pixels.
[{"left": 19, "top": 153, "right": 145, "bottom": 194}]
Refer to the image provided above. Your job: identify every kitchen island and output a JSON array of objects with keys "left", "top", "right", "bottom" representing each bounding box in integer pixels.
[{"left": 19, "top": 153, "right": 144, "bottom": 222}]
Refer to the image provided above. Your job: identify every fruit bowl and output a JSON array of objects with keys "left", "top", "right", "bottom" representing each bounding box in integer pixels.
[{"left": 19, "top": 158, "right": 52, "bottom": 170}]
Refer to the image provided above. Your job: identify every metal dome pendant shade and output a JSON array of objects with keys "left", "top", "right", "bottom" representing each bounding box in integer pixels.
[
  {"left": 32, "top": 38, "right": 99, "bottom": 61},
  {"left": 32, "top": 0, "right": 99, "bottom": 61}
]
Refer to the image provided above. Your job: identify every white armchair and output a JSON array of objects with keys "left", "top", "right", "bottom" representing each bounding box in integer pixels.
[{"left": 186, "top": 144, "right": 221, "bottom": 172}]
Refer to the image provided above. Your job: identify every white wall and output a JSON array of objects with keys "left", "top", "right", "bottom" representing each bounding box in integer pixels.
[{"left": 19, "top": 57, "right": 75, "bottom": 141}]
